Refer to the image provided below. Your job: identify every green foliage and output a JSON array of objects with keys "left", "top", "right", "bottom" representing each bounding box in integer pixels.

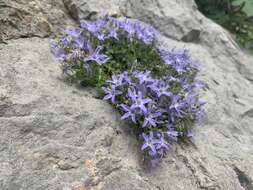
[
  {"left": 195, "top": 0, "right": 253, "bottom": 53},
  {"left": 235, "top": 0, "right": 253, "bottom": 16},
  {"left": 51, "top": 17, "right": 206, "bottom": 165},
  {"left": 64, "top": 35, "right": 180, "bottom": 91}
]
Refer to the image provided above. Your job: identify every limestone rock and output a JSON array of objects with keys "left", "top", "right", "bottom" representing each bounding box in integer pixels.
[{"left": 0, "top": 0, "right": 75, "bottom": 41}]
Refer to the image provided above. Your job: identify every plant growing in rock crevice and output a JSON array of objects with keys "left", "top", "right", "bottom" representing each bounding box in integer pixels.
[{"left": 50, "top": 16, "right": 205, "bottom": 165}]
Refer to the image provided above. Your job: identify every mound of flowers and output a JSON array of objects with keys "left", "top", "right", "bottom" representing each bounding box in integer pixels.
[{"left": 50, "top": 16, "right": 205, "bottom": 165}]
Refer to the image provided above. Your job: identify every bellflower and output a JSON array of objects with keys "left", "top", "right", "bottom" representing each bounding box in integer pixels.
[
  {"left": 134, "top": 70, "right": 153, "bottom": 84},
  {"left": 81, "top": 19, "right": 106, "bottom": 34},
  {"left": 135, "top": 22, "right": 160, "bottom": 44},
  {"left": 84, "top": 45, "right": 110, "bottom": 65},
  {"left": 169, "top": 95, "right": 186, "bottom": 117},
  {"left": 142, "top": 110, "right": 161, "bottom": 128},
  {"left": 167, "top": 127, "right": 178, "bottom": 141},
  {"left": 130, "top": 90, "right": 152, "bottom": 114},
  {"left": 120, "top": 104, "right": 137, "bottom": 123},
  {"left": 108, "top": 28, "right": 118, "bottom": 40},
  {"left": 106, "top": 74, "right": 124, "bottom": 87},
  {"left": 60, "top": 37, "right": 71, "bottom": 47},
  {"left": 151, "top": 80, "right": 173, "bottom": 98},
  {"left": 50, "top": 41, "right": 66, "bottom": 62},
  {"left": 120, "top": 18, "right": 136, "bottom": 38},
  {"left": 51, "top": 16, "right": 205, "bottom": 168},
  {"left": 102, "top": 85, "right": 122, "bottom": 104},
  {"left": 154, "top": 133, "right": 171, "bottom": 151},
  {"left": 64, "top": 28, "right": 81, "bottom": 37},
  {"left": 141, "top": 132, "right": 157, "bottom": 155},
  {"left": 157, "top": 47, "right": 174, "bottom": 65}
]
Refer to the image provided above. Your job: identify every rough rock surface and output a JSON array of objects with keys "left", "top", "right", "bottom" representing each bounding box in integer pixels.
[
  {"left": 0, "top": 0, "right": 75, "bottom": 41},
  {"left": 1, "top": 0, "right": 253, "bottom": 190}
]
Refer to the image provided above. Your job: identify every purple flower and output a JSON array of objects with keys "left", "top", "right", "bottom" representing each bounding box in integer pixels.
[
  {"left": 187, "top": 129, "right": 194, "bottom": 137},
  {"left": 142, "top": 110, "right": 161, "bottom": 128},
  {"left": 158, "top": 47, "right": 191, "bottom": 73},
  {"left": 141, "top": 132, "right": 157, "bottom": 155},
  {"left": 181, "top": 78, "right": 193, "bottom": 92},
  {"left": 154, "top": 133, "right": 171, "bottom": 151},
  {"left": 169, "top": 95, "right": 185, "bottom": 117},
  {"left": 60, "top": 37, "right": 71, "bottom": 47},
  {"left": 174, "top": 49, "right": 189, "bottom": 64},
  {"left": 157, "top": 47, "right": 174, "bottom": 65},
  {"left": 134, "top": 71, "right": 153, "bottom": 84},
  {"left": 81, "top": 19, "right": 108, "bottom": 41},
  {"left": 50, "top": 41, "right": 66, "bottom": 62},
  {"left": 96, "top": 32, "right": 106, "bottom": 41},
  {"left": 84, "top": 46, "right": 110, "bottom": 65},
  {"left": 128, "top": 89, "right": 152, "bottom": 114},
  {"left": 115, "top": 18, "right": 159, "bottom": 43},
  {"left": 168, "top": 75, "right": 178, "bottom": 82},
  {"left": 167, "top": 127, "right": 178, "bottom": 140},
  {"left": 173, "top": 63, "right": 185, "bottom": 74},
  {"left": 106, "top": 74, "right": 124, "bottom": 87},
  {"left": 149, "top": 80, "right": 172, "bottom": 98},
  {"left": 108, "top": 16, "right": 123, "bottom": 28},
  {"left": 121, "top": 19, "right": 136, "bottom": 38},
  {"left": 195, "top": 109, "right": 206, "bottom": 123},
  {"left": 127, "top": 87, "right": 137, "bottom": 100},
  {"left": 184, "top": 94, "right": 197, "bottom": 105},
  {"left": 81, "top": 19, "right": 106, "bottom": 34},
  {"left": 172, "top": 49, "right": 189, "bottom": 73},
  {"left": 193, "top": 79, "right": 205, "bottom": 89},
  {"left": 108, "top": 28, "right": 118, "bottom": 40},
  {"left": 120, "top": 71, "right": 131, "bottom": 84},
  {"left": 120, "top": 104, "right": 136, "bottom": 123},
  {"left": 135, "top": 22, "right": 160, "bottom": 44},
  {"left": 64, "top": 28, "right": 81, "bottom": 37},
  {"left": 102, "top": 85, "right": 122, "bottom": 104},
  {"left": 75, "top": 35, "right": 87, "bottom": 49}
]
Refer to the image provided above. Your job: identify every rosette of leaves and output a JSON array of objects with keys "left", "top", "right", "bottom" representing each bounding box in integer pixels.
[{"left": 50, "top": 16, "right": 205, "bottom": 165}]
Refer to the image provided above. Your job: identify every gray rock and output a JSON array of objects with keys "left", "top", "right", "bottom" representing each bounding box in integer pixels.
[
  {"left": 1, "top": 0, "right": 253, "bottom": 190},
  {"left": 0, "top": 0, "right": 75, "bottom": 41},
  {"left": 63, "top": 0, "right": 125, "bottom": 21}
]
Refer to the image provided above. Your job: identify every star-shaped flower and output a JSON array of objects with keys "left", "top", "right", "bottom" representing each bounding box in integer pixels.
[
  {"left": 154, "top": 133, "right": 171, "bottom": 151},
  {"left": 141, "top": 132, "right": 157, "bottom": 155},
  {"left": 102, "top": 85, "right": 122, "bottom": 104},
  {"left": 84, "top": 45, "right": 110, "bottom": 65},
  {"left": 120, "top": 104, "right": 137, "bottom": 123},
  {"left": 106, "top": 74, "right": 124, "bottom": 87},
  {"left": 142, "top": 110, "right": 161, "bottom": 128},
  {"left": 134, "top": 71, "right": 153, "bottom": 84},
  {"left": 128, "top": 89, "right": 152, "bottom": 114}
]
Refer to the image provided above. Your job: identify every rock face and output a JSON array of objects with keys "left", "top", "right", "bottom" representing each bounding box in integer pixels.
[
  {"left": 0, "top": 0, "right": 75, "bottom": 41},
  {"left": 1, "top": 0, "right": 253, "bottom": 190}
]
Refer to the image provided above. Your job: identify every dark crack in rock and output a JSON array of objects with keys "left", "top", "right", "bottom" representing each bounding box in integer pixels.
[{"left": 234, "top": 167, "right": 253, "bottom": 190}]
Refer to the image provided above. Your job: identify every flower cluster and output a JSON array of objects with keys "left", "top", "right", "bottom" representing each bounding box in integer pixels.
[
  {"left": 50, "top": 16, "right": 205, "bottom": 166},
  {"left": 103, "top": 68, "right": 205, "bottom": 164}
]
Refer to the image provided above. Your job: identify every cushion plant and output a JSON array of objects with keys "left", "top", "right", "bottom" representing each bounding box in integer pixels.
[{"left": 50, "top": 16, "right": 205, "bottom": 165}]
